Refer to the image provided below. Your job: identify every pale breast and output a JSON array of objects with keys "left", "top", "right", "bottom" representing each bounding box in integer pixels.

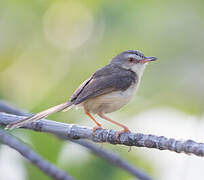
[{"left": 82, "top": 82, "right": 139, "bottom": 114}]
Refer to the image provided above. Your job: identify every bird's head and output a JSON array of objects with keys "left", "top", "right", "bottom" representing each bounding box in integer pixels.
[{"left": 110, "top": 50, "right": 157, "bottom": 75}]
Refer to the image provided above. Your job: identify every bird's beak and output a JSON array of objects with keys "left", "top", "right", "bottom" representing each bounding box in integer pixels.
[{"left": 139, "top": 56, "right": 158, "bottom": 64}]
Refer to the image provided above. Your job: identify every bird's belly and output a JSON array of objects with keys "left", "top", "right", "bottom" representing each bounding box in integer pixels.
[{"left": 82, "top": 84, "right": 138, "bottom": 114}]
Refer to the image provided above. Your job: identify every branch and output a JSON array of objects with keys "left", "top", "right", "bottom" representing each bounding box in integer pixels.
[
  {"left": 0, "top": 101, "right": 153, "bottom": 180},
  {"left": 1, "top": 113, "right": 204, "bottom": 157},
  {"left": 0, "top": 129, "right": 74, "bottom": 180},
  {"left": 70, "top": 139, "right": 152, "bottom": 180},
  {"left": 0, "top": 100, "right": 28, "bottom": 116}
]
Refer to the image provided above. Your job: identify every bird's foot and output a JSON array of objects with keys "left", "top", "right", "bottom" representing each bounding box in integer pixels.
[
  {"left": 116, "top": 128, "right": 130, "bottom": 141},
  {"left": 92, "top": 125, "right": 103, "bottom": 136}
]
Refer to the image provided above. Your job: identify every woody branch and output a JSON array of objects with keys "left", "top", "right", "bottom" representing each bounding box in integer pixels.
[
  {"left": 0, "top": 112, "right": 204, "bottom": 157},
  {"left": 0, "top": 101, "right": 153, "bottom": 180}
]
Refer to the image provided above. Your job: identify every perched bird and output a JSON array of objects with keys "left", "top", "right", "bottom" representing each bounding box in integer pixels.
[{"left": 6, "top": 50, "right": 157, "bottom": 138}]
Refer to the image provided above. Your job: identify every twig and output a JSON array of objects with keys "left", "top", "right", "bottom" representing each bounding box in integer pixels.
[
  {"left": 0, "top": 129, "right": 74, "bottom": 180},
  {"left": 0, "top": 101, "right": 153, "bottom": 180},
  {"left": 0, "top": 100, "right": 28, "bottom": 116},
  {"left": 1, "top": 113, "right": 204, "bottom": 157},
  {"left": 70, "top": 139, "right": 152, "bottom": 180}
]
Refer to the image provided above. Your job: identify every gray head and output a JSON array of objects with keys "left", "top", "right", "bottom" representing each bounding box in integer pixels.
[{"left": 110, "top": 50, "right": 157, "bottom": 76}]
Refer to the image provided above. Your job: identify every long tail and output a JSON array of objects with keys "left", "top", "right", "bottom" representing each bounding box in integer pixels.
[{"left": 5, "top": 101, "right": 73, "bottom": 130}]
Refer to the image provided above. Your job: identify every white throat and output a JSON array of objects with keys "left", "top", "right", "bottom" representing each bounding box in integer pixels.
[{"left": 131, "top": 63, "right": 147, "bottom": 78}]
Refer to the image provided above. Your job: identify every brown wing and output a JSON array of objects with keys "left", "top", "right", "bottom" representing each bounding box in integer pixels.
[
  {"left": 70, "top": 77, "right": 92, "bottom": 102},
  {"left": 70, "top": 64, "right": 113, "bottom": 102},
  {"left": 73, "top": 72, "right": 136, "bottom": 105},
  {"left": 70, "top": 64, "right": 137, "bottom": 105}
]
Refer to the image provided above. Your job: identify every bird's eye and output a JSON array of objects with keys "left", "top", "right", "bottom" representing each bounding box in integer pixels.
[{"left": 128, "top": 57, "right": 135, "bottom": 62}]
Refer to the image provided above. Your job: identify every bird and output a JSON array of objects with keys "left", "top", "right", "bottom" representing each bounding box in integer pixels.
[{"left": 6, "top": 50, "right": 157, "bottom": 138}]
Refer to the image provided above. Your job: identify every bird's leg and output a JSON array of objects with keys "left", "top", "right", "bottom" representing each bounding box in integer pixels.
[
  {"left": 97, "top": 112, "right": 130, "bottom": 141},
  {"left": 84, "top": 109, "right": 103, "bottom": 134}
]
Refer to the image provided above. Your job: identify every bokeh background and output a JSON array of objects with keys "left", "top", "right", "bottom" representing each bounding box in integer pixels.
[{"left": 0, "top": 0, "right": 204, "bottom": 180}]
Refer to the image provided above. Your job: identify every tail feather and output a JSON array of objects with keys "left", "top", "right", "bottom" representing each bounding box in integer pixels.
[{"left": 5, "top": 101, "right": 73, "bottom": 130}]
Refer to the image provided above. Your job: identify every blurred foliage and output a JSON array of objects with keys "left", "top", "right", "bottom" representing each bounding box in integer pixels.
[{"left": 0, "top": 0, "right": 204, "bottom": 179}]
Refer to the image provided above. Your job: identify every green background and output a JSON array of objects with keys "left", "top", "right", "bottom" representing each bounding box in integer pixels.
[{"left": 0, "top": 0, "right": 204, "bottom": 179}]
